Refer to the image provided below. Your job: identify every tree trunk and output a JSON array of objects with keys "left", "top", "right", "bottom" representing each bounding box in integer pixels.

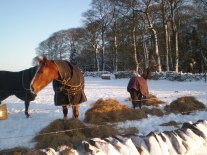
[
  {"left": 132, "top": 7, "right": 139, "bottom": 71},
  {"left": 142, "top": 32, "right": 149, "bottom": 69},
  {"left": 170, "top": 0, "right": 179, "bottom": 72},
  {"left": 114, "top": 31, "right": 118, "bottom": 71},
  {"left": 145, "top": 5, "right": 162, "bottom": 72},
  {"left": 162, "top": 0, "right": 170, "bottom": 71},
  {"left": 101, "top": 27, "right": 105, "bottom": 71},
  {"left": 112, "top": 6, "right": 118, "bottom": 72},
  {"left": 91, "top": 30, "right": 99, "bottom": 71}
]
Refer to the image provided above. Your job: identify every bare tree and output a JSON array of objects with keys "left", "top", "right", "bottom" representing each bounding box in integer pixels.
[
  {"left": 91, "top": 0, "right": 113, "bottom": 71},
  {"left": 144, "top": 0, "right": 162, "bottom": 72},
  {"left": 162, "top": 0, "right": 170, "bottom": 71},
  {"left": 169, "top": 0, "right": 180, "bottom": 72}
]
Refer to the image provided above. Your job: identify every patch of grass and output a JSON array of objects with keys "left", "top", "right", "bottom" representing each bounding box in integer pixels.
[
  {"left": 119, "top": 127, "right": 139, "bottom": 136},
  {"left": 0, "top": 147, "right": 29, "bottom": 155},
  {"left": 160, "top": 121, "right": 180, "bottom": 127},
  {"left": 143, "top": 107, "right": 164, "bottom": 117},
  {"left": 164, "top": 96, "right": 205, "bottom": 113}
]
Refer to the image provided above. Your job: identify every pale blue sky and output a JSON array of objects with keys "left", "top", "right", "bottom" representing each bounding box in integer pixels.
[{"left": 0, "top": 0, "right": 91, "bottom": 71}]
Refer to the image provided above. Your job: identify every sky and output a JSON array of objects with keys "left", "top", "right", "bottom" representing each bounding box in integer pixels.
[{"left": 0, "top": 0, "right": 91, "bottom": 71}]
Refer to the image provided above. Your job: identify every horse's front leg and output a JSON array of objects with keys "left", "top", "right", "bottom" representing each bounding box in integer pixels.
[
  {"left": 24, "top": 101, "right": 30, "bottom": 118},
  {"left": 138, "top": 94, "right": 143, "bottom": 109},
  {"left": 62, "top": 105, "right": 68, "bottom": 120},
  {"left": 72, "top": 105, "right": 79, "bottom": 118}
]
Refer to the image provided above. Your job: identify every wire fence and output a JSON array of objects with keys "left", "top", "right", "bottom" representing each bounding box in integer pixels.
[{"left": 0, "top": 90, "right": 207, "bottom": 144}]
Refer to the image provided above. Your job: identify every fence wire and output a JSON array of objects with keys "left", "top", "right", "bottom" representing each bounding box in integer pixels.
[{"left": 0, "top": 90, "right": 207, "bottom": 142}]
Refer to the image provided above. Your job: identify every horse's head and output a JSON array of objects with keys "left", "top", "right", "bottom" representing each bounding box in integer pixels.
[
  {"left": 31, "top": 56, "right": 59, "bottom": 94},
  {"left": 142, "top": 68, "right": 152, "bottom": 80}
]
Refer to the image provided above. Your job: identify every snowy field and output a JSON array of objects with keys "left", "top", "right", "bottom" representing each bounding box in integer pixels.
[{"left": 0, "top": 77, "right": 207, "bottom": 150}]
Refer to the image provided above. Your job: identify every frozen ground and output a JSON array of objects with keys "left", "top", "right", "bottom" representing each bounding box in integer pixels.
[{"left": 0, "top": 77, "right": 207, "bottom": 150}]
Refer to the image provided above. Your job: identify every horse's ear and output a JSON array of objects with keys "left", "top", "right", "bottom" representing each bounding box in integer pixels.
[
  {"left": 36, "top": 56, "right": 43, "bottom": 64},
  {"left": 43, "top": 55, "right": 48, "bottom": 62}
]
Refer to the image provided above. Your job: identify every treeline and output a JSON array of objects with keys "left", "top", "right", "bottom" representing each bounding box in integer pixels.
[{"left": 35, "top": 0, "right": 207, "bottom": 73}]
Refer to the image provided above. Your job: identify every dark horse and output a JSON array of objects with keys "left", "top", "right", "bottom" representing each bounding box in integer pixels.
[
  {"left": 127, "top": 68, "right": 151, "bottom": 109},
  {"left": 31, "top": 56, "right": 87, "bottom": 119},
  {"left": 0, "top": 66, "right": 37, "bottom": 117}
]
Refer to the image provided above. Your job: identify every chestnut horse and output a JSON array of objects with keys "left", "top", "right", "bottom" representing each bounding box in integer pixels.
[
  {"left": 127, "top": 68, "right": 151, "bottom": 109},
  {"left": 31, "top": 56, "right": 87, "bottom": 119}
]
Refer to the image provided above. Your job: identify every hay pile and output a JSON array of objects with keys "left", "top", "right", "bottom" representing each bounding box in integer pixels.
[
  {"left": 164, "top": 96, "right": 205, "bottom": 113},
  {"left": 144, "top": 94, "right": 165, "bottom": 106},
  {"left": 33, "top": 118, "right": 118, "bottom": 150},
  {"left": 84, "top": 98, "right": 163, "bottom": 124}
]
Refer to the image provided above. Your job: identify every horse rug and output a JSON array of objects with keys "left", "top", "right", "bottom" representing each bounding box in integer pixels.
[
  {"left": 0, "top": 67, "right": 37, "bottom": 102},
  {"left": 53, "top": 60, "right": 87, "bottom": 106},
  {"left": 127, "top": 75, "right": 149, "bottom": 97}
]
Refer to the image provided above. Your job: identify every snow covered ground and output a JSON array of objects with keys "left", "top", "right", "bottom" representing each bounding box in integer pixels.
[{"left": 0, "top": 77, "right": 207, "bottom": 151}]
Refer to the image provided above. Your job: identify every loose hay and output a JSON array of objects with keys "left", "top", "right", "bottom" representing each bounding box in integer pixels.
[
  {"left": 164, "top": 96, "right": 205, "bottom": 113},
  {"left": 84, "top": 98, "right": 163, "bottom": 124},
  {"left": 125, "top": 94, "right": 165, "bottom": 107},
  {"left": 144, "top": 94, "right": 165, "bottom": 106},
  {"left": 90, "top": 98, "right": 129, "bottom": 113},
  {"left": 33, "top": 118, "right": 119, "bottom": 150}
]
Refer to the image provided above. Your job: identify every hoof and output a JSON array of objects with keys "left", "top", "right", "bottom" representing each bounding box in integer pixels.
[
  {"left": 73, "top": 115, "right": 79, "bottom": 119},
  {"left": 138, "top": 103, "right": 142, "bottom": 109},
  {"left": 63, "top": 116, "right": 68, "bottom": 120},
  {"left": 25, "top": 113, "right": 30, "bottom": 118}
]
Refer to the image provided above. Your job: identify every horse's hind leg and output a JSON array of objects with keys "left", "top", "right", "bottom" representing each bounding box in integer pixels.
[
  {"left": 72, "top": 105, "right": 79, "bottom": 118},
  {"left": 137, "top": 93, "right": 143, "bottom": 109},
  {"left": 130, "top": 89, "right": 138, "bottom": 108},
  {"left": 62, "top": 105, "right": 68, "bottom": 120}
]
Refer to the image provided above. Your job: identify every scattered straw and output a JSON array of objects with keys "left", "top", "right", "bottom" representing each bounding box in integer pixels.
[{"left": 144, "top": 94, "right": 165, "bottom": 106}]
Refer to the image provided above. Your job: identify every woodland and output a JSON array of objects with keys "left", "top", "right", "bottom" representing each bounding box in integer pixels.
[{"left": 35, "top": 0, "right": 207, "bottom": 73}]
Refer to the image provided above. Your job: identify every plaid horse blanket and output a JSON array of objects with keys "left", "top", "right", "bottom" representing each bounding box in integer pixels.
[{"left": 53, "top": 60, "right": 87, "bottom": 106}]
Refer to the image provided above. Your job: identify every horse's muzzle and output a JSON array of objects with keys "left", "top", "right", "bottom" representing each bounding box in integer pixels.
[{"left": 30, "top": 85, "right": 36, "bottom": 95}]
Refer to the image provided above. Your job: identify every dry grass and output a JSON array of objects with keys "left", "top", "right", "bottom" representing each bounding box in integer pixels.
[
  {"left": 125, "top": 94, "right": 165, "bottom": 107},
  {"left": 84, "top": 98, "right": 163, "bottom": 124},
  {"left": 160, "top": 121, "right": 180, "bottom": 127},
  {"left": 164, "top": 96, "right": 206, "bottom": 113},
  {"left": 142, "top": 107, "right": 164, "bottom": 117},
  {"left": 119, "top": 127, "right": 139, "bottom": 136},
  {"left": 90, "top": 98, "right": 129, "bottom": 113},
  {"left": 33, "top": 118, "right": 119, "bottom": 150},
  {"left": 144, "top": 94, "right": 165, "bottom": 106},
  {"left": 0, "top": 147, "right": 29, "bottom": 155}
]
